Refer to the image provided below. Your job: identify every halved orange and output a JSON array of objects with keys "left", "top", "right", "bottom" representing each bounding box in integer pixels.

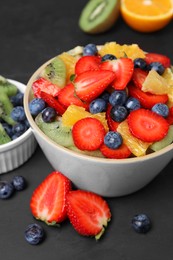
[{"left": 120, "top": 0, "right": 173, "bottom": 33}]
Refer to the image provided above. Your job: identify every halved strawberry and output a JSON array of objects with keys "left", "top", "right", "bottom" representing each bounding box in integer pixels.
[
  {"left": 100, "top": 143, "right": 131, "bottom": 159},
  {"left": 72, "top": 117, "right": 106, "bottom": 151},
  {"left": 132, "top": 68, "right": 148, "bottom": 89},
  {"left": 30, "top": 171, "right": 72, "bottom": 225},
  {"left": 75, "top": 55, "right": 101, "bottom": 75},
  {"left": 40, "top": 91, "right": 66, "bottom": 115},
  {"left": 66, "top": 190, "right": 111, "bottom": 239},
  {"left": 127, "top": 108, "right": 169, "bottom": 142},
  {"left": 100, "top": 58, "right": 134, "bottom": 90},
  {"left": 58, "top": 83, "right": 89, "bottom": 109},
  {"left": 106, "top": 104, "right": 120, "bottom": 131},
  {"left": 74, "top": 70, "right": 116, "bottom": 102},
  {"left": 145, "top": 53, "right": 171, "bottom": 68},
  {"left": 128, "top": 83, "right": 168, "bottom": 109},
  {"left": 32, "top": 77, "right": 61, "bottom": 98}
]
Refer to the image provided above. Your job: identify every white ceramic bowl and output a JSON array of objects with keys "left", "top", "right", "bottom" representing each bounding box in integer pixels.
[
  {"left": 0, "top": 79, "right": 37, "bottom": 174},
  {"left": 24, "top": 56, "right": 173, "bottom": 197}
]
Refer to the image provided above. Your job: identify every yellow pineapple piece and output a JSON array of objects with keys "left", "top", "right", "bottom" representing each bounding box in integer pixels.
[
  {"left": 98, "top": 42, "right": 145, "bottom": 60},
  {"left": 62, "top": 105, "right": 108, "bottom": 131},
  {"left": 142, "top": 70, "right": 169, "bottom": 94},
  {"left": 58, "top": 52, "right": 78, "bottom": 83},
  {"left": 117, "top": 120, "right": 151, "bottom": 157},
  {"left": 162, "top": 68, "right": 173, "bottom": 87}
]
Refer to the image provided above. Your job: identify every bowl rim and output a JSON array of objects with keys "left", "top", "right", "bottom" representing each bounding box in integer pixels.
[
  {"left": 24, "top": 53, "right": 173, "bottom": 165},
  {"left": 0, "top": 79, "right": 33, "bottom": 152}
]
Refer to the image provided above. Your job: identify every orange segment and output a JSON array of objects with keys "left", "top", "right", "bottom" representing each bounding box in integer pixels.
[
  {"left": 120, "top": 0, "right": 173, "bottom": 32},
  {"left": 58, "top": 52, "right": 78, "bottom": 83},
  {"left": 117, "top": 120, "right": 151, "bottom": 157},
  {"left": 98, "top": 42, "right": 145, "bottom": 60},
  {"left": 62, "top": 105, "right": 109, "bottom": 131}
]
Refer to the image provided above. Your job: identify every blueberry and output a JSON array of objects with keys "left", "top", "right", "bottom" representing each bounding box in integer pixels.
[
  {"left": 12, "top": 176, "right": 26, "bottom": 191},
  {"left": 0, "top": 181, "right": 14, "bottom": 199},
  {"left": 11, "top": 106, "right": 26, "bottom": 122},
  {"left": 2, "top": 122, "right": 13, "bottom": 138},
  {"left": 24, "top": 223, "right": 45, "bottom": 245},
  {"left": 10, "top": 92, "right": 24, "bottom": 106},
  {"left": 148, "top": 62, "right": 165, "bottom": 75},
  {"left": 125, "top": 97, "right": 141, "bottom": 111},
  {"left": 134, "top": 58, "right": 147, "bottom": 70},
  {"left": 24, "top": 119, "right": 30, "bottom": 129},
  {"left": 99, "top": 91, "right": 110, "bottom": 104},
  {"left": 11, "top": 132, "right": 22, "bottom": 140},
  {"left": 83, "top": 43, "right": 98, "bottom": 56},
  {"left": 41, "top": 107, "right": 56, "bottom": 123},
  {"left": 109, "top": 90, "right": 127, "bottom": 106},
  {"left": 151, "top": 103, "right": 169, "bottom": 118},
  {"left": 132, "top": 214, "right": 151, "bottom": 233},
  {"left": 29, "top": 98, "right": 46, "bottom": 116},
  {"left": 12, "top": 122, "right": 26, "bottom": 135},
  {"left": 101, "top": 54, "right": 117, "bottom": 62},
  {"left": 110, "top": 105, "right": 128, "bottom": 122},
  {"left": 104, "top": 131, "right": 122, "bottom": 149},
  {"left": 89, "top": 98, "right": 107, "bottom": 114}
]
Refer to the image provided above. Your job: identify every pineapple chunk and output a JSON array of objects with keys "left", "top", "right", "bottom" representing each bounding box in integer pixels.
[
  {"left": 117, "top": 120, "right": 151, "bottom": 157},
  {"left": 142, "top": 70, "right": 169, "bottom": 95}
]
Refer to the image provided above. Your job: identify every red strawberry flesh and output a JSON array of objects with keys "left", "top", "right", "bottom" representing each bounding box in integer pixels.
[
  {"left": 32, "top": 77, "right": 61, "bottom": 98},
  {"left": 72, "top": 117, "right": 106, "bottom": 151},
  {"left": 66, "top": 190, "right": 111, "bottom": 239},
  {"left": 127, "top": 108, "right": 169, "bottom": 142},
  {"left": 30, "top": 171, "right": 71, "bottom": 225},
  {"left": 74, "top": 70, "right": 116, "bottom": 102}
]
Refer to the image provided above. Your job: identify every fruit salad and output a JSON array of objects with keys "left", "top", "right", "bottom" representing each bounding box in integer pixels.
[
  {"left": 29, "top": 42, "right": 173, "bottom": 159},
  {"left": 0, "top": 76, "right": 30, "bottom": 145}
]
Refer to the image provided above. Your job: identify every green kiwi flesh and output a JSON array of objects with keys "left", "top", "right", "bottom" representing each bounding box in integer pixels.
[
  {"left": 41, "top": 57, "right": 66, "bottom": 88},
  {"left": 0, "top": 123, "right": 11, "bottom": 144},
  {"left": 0, "top": 75, "right": 18, "bottom": 96},
  {"left": 0, "top": 92, "right": 16, "bottom": 125},
  {"left": 150, "top": 125, "right": 173, "bottom": 152},
  {"left": 35, "top": 113, "right": 74, "bottom": 147},
  {"left": 69, "top": 146, "right": 105, "bottom": 158},
  {"left": 79, "top": 0, "right": 120, "bottom": 34}
]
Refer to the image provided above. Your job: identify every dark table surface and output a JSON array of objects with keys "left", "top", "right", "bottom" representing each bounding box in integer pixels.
[{"left": 1, "top": 1, "right": 173, "bottom": 259}]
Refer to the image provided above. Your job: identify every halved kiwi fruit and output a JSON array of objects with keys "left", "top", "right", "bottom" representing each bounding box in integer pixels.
[{"left": 79, "top": 0, "right": 120, "bottom": 34}]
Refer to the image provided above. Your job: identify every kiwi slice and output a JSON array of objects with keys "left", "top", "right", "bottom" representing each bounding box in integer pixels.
[
  {"left": 35, "top": 113, "right": 74, "bottom": 147},
  {"left": 0, "top": 92, "right": 16, "bottom": 125},
  {"left": 79, "top": 0, "right": 120, "bottom": 34},
  {"left": 0, "top": 123, "right": 11, "bottom": 144},
  {"left": 69, "top": 146, "right": 105, "bottom": 158},
  {"left": 41, "top": 57, "right": 66, "bottom": 88},
  {"left": 150, "top": 125, "right": 173, "bottom": 152},
  {"left": 0, "top": 75, "right": 18, "bottom": 96}
]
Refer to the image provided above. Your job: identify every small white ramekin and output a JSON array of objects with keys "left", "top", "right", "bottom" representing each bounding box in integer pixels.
[{"left": 0, "top": 79, "right": 37, "bottom": 174}]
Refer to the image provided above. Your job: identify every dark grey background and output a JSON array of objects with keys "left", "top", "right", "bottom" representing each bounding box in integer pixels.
[{"left": 0, "top": 1, "right": 173, "bottom": 259}]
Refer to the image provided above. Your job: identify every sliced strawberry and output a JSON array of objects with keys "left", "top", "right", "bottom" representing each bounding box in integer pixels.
[
  {"left": 30, "top": 171, "right": 72, "bottom": 225},
  {"left": 66, "top": 190, "right": 111, "bottom": 239},
  {"left": 127, "top": 108, "right": 169, "bottom": 142},
  {"left": 72, "top": 117, "right": 106, "bottom": 151},
  {"left": 106, "top": 104, "right": 120, "bottom": 131},
  {"left": 145, "top": 53, "right": 171, "bottom": 68},
  {"left": 75, "top": 55, "right": 101, "bottom": 75},
  {"left": 100, "top": 58, "right": 134, "bottom": 90},
  {"left": 74, "top": 70, "right": 116, "bottom": 102},
  {"left": 40, "top": 91, "right": 66, "bottom": 115},
  {"left": 132, "top": 68, "right": 148, "bottom": 89},
  {"left": 100, "top": 143, "right": 131, "bottom": 159},
  {"left": 58, "top": 83, "right": 88, "bottom": 109},
  {"left": 128, "top": 83, "right": 168, "bottom": 109},
  {"left": 32, "top": 77, "right": 61, "bottom": 98}
]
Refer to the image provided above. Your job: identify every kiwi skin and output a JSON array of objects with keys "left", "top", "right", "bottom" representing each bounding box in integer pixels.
[{"left": 79, "top": 0, "right": 120, "bottom": 34}]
